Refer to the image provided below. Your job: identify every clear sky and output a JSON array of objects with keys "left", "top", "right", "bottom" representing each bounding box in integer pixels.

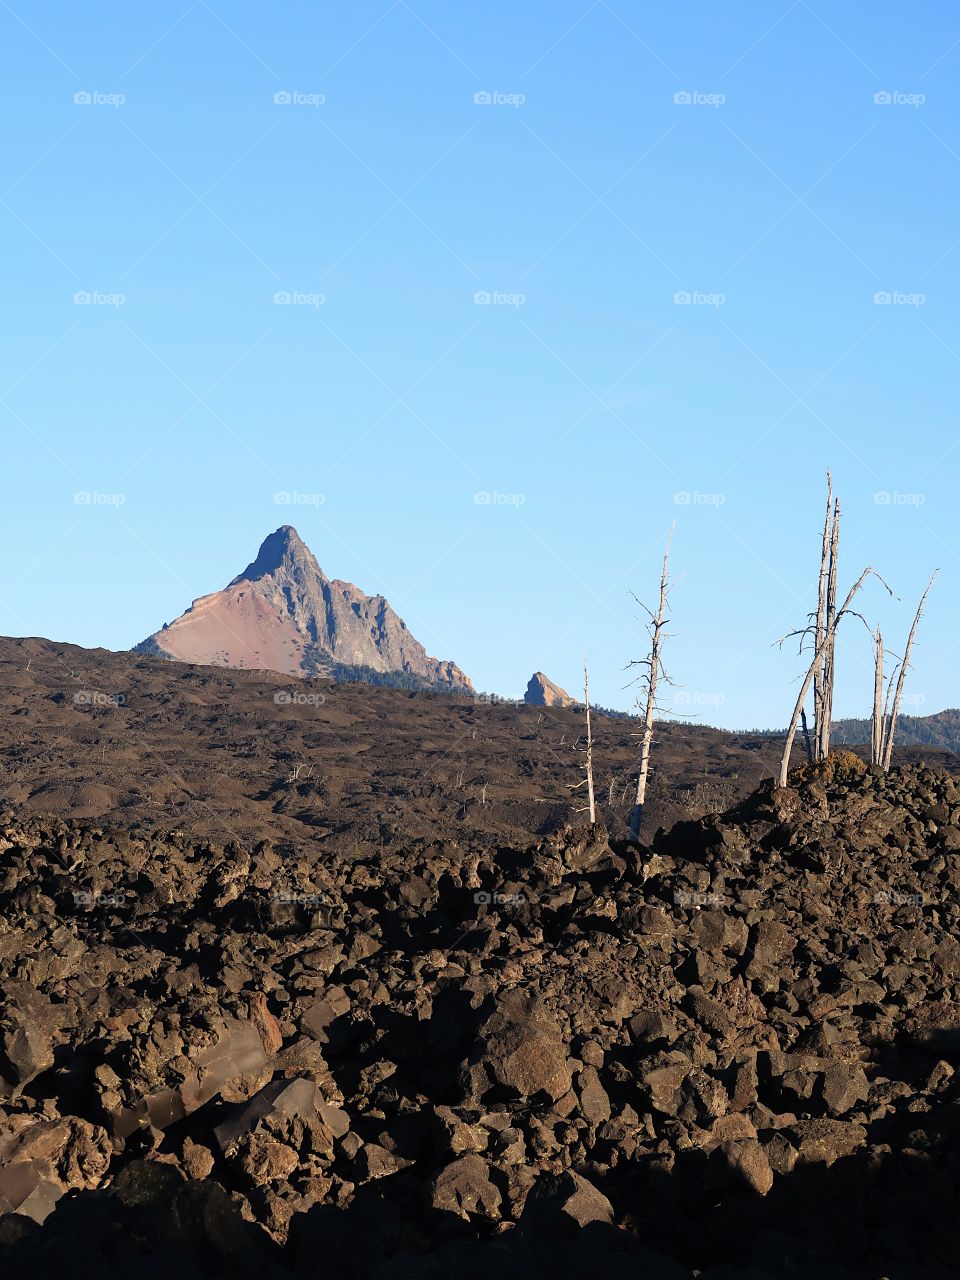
[{"left": 1, "top": 1, "right": 958, "bottom": 726}]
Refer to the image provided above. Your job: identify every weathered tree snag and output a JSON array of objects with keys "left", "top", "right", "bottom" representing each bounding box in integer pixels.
[
  {"left": 779, "top": 566, "right": 874, "bottom": 787},
  {"left": 813, "top": 471, "right": 833, "bottom": 757},
  {"left": 871, "top": 626, "right": 884, "bottom": 766},
  {"left": 569, "top": 656, "right": 596, "bottom": 825},
  {"left": 882, "top": 571, "right": 938, "bottom": 770},
  {"left": 628, "top": 526, "right": 675, "bottom": 841},
  {"left": 818, "top": 498, "right": 841, "bottom": 759}
]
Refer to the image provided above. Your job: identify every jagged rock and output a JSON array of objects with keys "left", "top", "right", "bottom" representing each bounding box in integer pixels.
[
  {"left": 429, "top": 1154, "right": 502, "bottom": 1221},
  {"left": 524, "top": 1169, "right": 613, "bottom": 1227},
  {"left": 463, "top": 991, "right": 572, "bottom": 1103}
]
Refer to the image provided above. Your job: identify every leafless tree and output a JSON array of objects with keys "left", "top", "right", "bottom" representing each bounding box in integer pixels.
[
  {"left": 626, "top": 526, "right": 676, "bottom": 840},
  {"left": 812, "top": 471, "right": 833, "bottom": 757},
  {"left": 779, "top": 566, "right": 874, "bottom": 787},
  {"left": 817, "top": 489, "right": 841, "bottom": 759},
  {"left": 881, "top": 571, "right": 937, "bottom": 769},
  {"left": 568, "top": 656, "right": 596, "bottom": 824},
  {"left": 871, "top": 625, "right": 885, "bottom": 767}
]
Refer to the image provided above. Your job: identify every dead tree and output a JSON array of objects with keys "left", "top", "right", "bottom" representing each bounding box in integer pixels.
[
  {"left": 881, "top": 571, "right": 937, "bottom": 769},
  {"left": 627, "top": 526, "right": 676, "bottom": 840},
  {"left": 568, "top": 656, "right": 596, "bottom": 824},
  {"left": 779, "top": 567, "right": 874, "bottom": 787},
  {"left": 871, "top": 625, "right": 885, "bottom": 767},
  {"left": 817, "top": 491, "right": 841, "bottom": 758},
  {"left": 812, "top": 471, "right": 833, "bottom": 757}
]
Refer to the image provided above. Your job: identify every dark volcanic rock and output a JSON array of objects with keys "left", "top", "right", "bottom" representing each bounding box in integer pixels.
[{"left": 2, "top": 759, "right": 960, "bottom": 1277}]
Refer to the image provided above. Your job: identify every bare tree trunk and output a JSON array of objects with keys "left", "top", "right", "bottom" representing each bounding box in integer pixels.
[
  {"left": 871, "top": 627, "right": 884, "bottom": 766},
  {"left": 813, "top": 471, "right": 833, "bottom": 755},
  {"left": 568, "top": 657, "right": 597, "bottom": 825},
  {"left": 800, "top": 707, "right": 813, "bottom": 764},
  {"left": 583, "top": 658, "right": 596, "bottom": 825},
  {"left": 818, "top": 499, "right": 840, "bottom": 759},
  {"left": 882, "top": 571, "right": 938, "bottom": 770},
  {"left": 629, "top": 528, "right": 674, "bottom": 840},
  {"left": 780, "top": 566, "right": 874, "bottom": 787}
]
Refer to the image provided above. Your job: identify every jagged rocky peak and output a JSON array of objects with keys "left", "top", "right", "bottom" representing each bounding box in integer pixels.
[
  {"left": 134, "top": 527, "right": 471, "bottom": 691},
  {"left": 524, "top": 671, "right": 578, "bottom": 709}
]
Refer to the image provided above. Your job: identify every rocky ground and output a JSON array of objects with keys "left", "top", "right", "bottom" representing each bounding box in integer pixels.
[
  {"left": 0, "top": 635, "right": 816, "bottom": 847},
  {"left": 2, "top": 750, "right": 960, "bottom": 1276}
]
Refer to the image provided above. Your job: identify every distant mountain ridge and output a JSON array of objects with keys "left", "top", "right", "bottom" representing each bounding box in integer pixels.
[
  {"left": 831, "top": 708, "right": 960, "bottom": 752},
  {"left": 134, "top": 526, "right": 471, "bottom": 692}
]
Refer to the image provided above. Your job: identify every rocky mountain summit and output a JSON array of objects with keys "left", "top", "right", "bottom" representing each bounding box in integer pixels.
[
  {"left": 3, "top": 753, "right": 960, "bottom": 1276},
  {"left": 524, "top": 672, "right": 577, "bottom": 709},
  {"left": 134, "top": 526, "right": 470, "bottom": 692}
]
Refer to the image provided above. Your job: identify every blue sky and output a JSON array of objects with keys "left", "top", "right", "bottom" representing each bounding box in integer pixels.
[{"left": 1, "top": 1, "right": 958, "bottom": 726}]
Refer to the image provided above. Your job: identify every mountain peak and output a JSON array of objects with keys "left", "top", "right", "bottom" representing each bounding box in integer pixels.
[
  {"left": 229, "top": 525, "right": 319, "bottom": 585},
  {"left": 135, "top": 526, "right": 471, "bottom": 691},
  {"left": 524, "top": 671, "right": 578, "bottom": 708}
]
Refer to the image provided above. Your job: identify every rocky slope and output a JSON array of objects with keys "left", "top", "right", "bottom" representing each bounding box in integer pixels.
[
  {"left": 134, "top": 526, "right": 470, "bottom": 692},
  {"left": 2, "top": 754, "right": 960, "bottom": 1276}
]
